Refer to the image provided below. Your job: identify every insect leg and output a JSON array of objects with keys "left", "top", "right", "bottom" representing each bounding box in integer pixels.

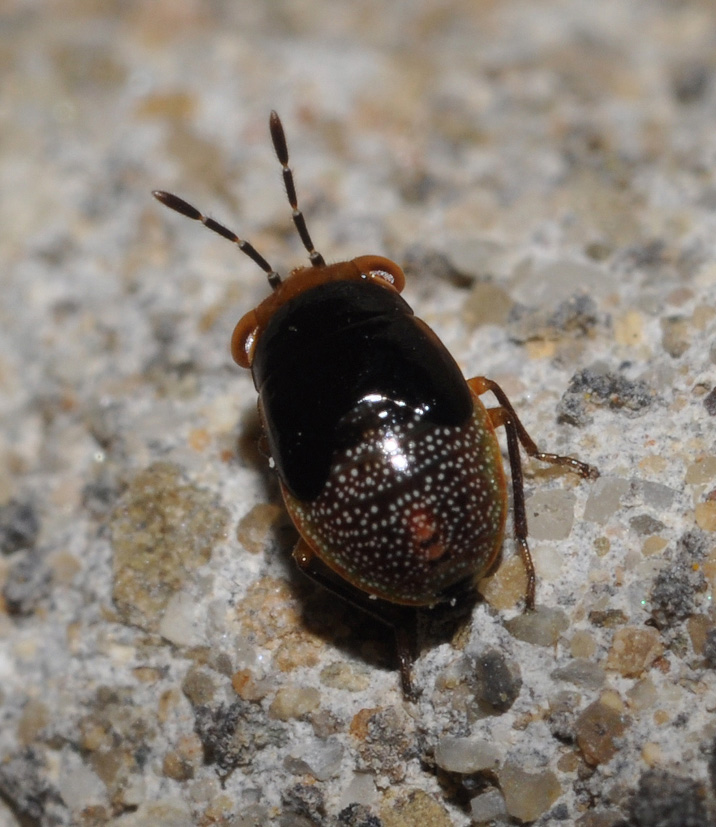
[
  {"left": 293, "top": 538, "right": 419, "bottom": 700},
  {"left": 467, "top": 376, "right": 599, "bottom": 609},
  {"left": 468, "top": 377, "right": 599, "bottom": 480}
]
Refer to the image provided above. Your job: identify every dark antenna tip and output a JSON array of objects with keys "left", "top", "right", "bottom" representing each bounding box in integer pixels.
[
  {"left": 269, "top": 111, "right": 289, "bottom": 165},
  {"left": 269, "top": 112, "right": 326, "bottom": 268},
  {"left": 152, "top": 190, "right": 201, "bottom": 220}
]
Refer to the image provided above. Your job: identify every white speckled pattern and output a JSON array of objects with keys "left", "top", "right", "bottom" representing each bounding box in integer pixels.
[{"left": 284, "top": 393, "right": 507, "bottom": 604}]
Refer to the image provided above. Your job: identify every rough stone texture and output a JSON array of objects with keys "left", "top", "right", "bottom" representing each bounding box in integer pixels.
[
  {"left": 3, "top": 2, "right": 716, "bottom": 825},
  {"left": 470, "top": 788, "right": 507, "bottom": 824},
  {"left": 281, "top": 782, "right": 327, "bottom": 825},
  {"left": 192, "top": 700, "right": 284, "bottom": 776},
  {"left": 0, "top": 500, "right": 40, "bottom": 555},
  {"left": 576, "top": 700, "right": 629, "bottom": 767},
  {"left": 504, "top": 606, "right": 570, "bottom": 646},
  {"left": 350, "top": 706, "right": 417, "bottom": 785},
  {"left": 557, "top": 366, "right": 655, "bottom": 426},
  {"left": 498, "top": 762, "right": 562, "bottom": 823},
  {"left": 606, "top": 626, "right": 664, "bottom": 678},
  {"left": 337, "top": 804, "right": 383, "bottom": 827},
  {"left": 704, "top": 388, "right": 716, "bottom": 416},
  {"left": 464, "top": 647, "right": 523, "bottom": 713},
  {"left": 433, "top": 736, "right": 501, "bottom": 774},
  {"left": 110, "top": 462, "right": 228, "bottom": 632},
  {"left": 3, "top": 548, "right": 52, "bottom": 616},
  {"left": 649, "top": 530, "right": 710, "bottom": 629},
  {"left": 704, "top": 629, "right": 716, "bottom": 668},
  {"left": 628, "top": 769, "right": 710, "bottom": 827},
  {"left": 380, "top": 789, "right": 452, "bottom": 827},
  {"left": 526, "top": 489, "right": 577, "bottom": 541}
]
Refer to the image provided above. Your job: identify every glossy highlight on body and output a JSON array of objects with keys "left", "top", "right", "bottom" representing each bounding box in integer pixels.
[{"left": 284, "top": 397, "right": 506, "bottom": 605}]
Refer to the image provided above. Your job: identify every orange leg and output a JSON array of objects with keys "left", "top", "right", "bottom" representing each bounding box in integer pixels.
[{"left": 467, "top": 376, "right": 599, "bottom": 610}]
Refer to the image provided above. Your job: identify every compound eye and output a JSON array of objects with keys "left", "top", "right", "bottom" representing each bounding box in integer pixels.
[
  {"left": 351, "top": 255, "right": 406, "bottom": 293},
  {"left": 371, "top": 268, "right": 398, "bottom": 285},
  {"left": 231, "top": 313, "right": 259, "bottom": 368}
]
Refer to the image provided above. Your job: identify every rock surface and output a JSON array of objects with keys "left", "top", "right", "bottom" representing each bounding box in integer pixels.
[{"left": 1, "top": 1, "right": 716, "bottom": 824}]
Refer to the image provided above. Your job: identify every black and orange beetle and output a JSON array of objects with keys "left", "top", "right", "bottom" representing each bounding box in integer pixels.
[{"left": 154, "top": 112, "right": 598, "bottom": 697}]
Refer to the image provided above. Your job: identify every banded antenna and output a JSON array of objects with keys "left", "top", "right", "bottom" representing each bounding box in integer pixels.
[
  {"left": 152, "top": 110, "right": 326, "bottom": 290},
  {"left": 268, "top": 110, "right": 325, "bottom": 268},
  {"left": 152, "top": 189, "right": 282, "bottom": 290}
]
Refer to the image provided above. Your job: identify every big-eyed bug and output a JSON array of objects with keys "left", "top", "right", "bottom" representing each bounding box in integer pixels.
[{"left": 153, "top": 111, "right": 599, "bottom": 698}]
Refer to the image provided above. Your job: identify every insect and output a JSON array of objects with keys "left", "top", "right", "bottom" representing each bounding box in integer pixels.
[{"left": 153, "top": 112, "right": 599, "bottom": 697}]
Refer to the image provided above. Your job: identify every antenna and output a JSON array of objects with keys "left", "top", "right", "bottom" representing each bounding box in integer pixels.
[
  {"left": 269, "top": 110, "right": 326, "bottom": 268},
  {"left": 151, "top": 191, "right": 282, "bottom": 290}
]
